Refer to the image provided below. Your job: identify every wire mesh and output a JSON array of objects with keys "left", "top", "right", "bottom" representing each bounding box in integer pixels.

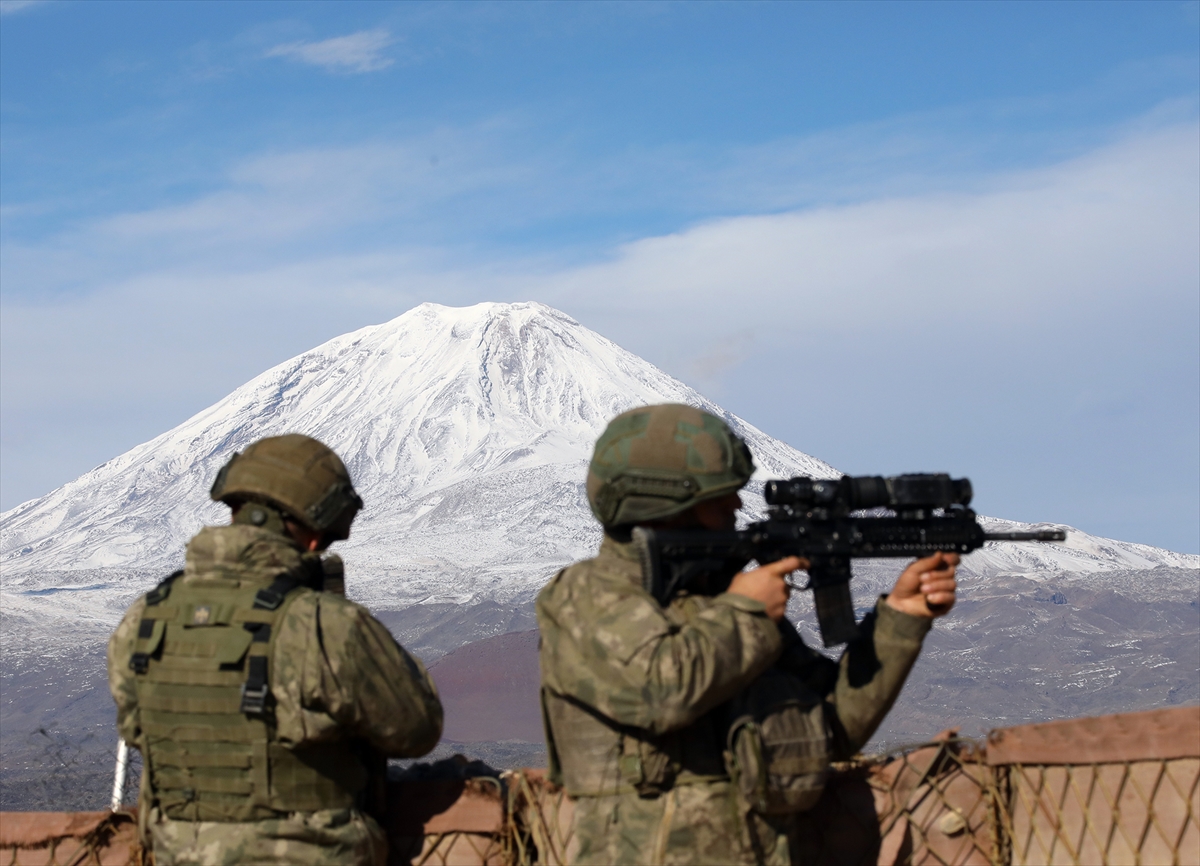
[
  {"left": 502, "top": 769, "right": 574, "bottom": 866},
  {"left": 411, "top": 829, "right": 507, "bottom": 866},
  {"left": 1001, "top": 758, "right": 1200, "bottom": 866},
  {"left": 492, "top": 740, "right": 1199, "bottom": 866},
  {"left": 0, "top": 810, "right": 145, "bottom": 866},
  {"left": 864, "top": 738, "right": 997, "bottom": 866},
  {"left": 4, "top": 719, "right": 1196, "bottom": 865}
]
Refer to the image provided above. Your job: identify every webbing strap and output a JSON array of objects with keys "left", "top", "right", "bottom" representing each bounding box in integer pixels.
[
  {"left": 239, "top": 623, "right": 272, "bottom": 716},
  {"left": 240, "top": 571, "right": 302, "bottom": 714},
  {"left": 253, "top": 574, "right": 300, "bottom": 610},
  {"left": 146, "top": 570, "right": 184, "bottom": 606},
  {"left": 130, "top": 618, "right": 166, "bottom": 674},
  {"left": 130, "top": 570, "right": 182, "bottom": 673}
]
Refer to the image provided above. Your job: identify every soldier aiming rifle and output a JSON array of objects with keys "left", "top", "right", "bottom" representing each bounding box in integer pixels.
[{"left": 537, "top": 403, "right": 1064, "bottom": 866}]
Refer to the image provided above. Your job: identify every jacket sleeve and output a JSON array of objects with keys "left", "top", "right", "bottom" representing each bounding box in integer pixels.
[
  {"left": 300, "top": 596, "right": 444, "bottom": 757},
  {"left": 107, "top": 598, "right": 147, "bottom": 745},
  {"left": 778, "top": 597, "right": 931, "bottom": 759},
  {"left": 537, "top": 566, "right": 783, "bottom": 735}
]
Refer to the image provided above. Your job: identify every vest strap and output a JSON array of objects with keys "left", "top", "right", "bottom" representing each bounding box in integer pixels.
[
  {"left": 253, "top": 574, "right": 301, "bottom": 610},
  {"left": 239, "top": 623, "right": 273, "bottom": 716},
  {"left": 130, "top": 570, "right": 184, "bottom": 672},
  {"left": 146, "top": 570, "right": 184, "bottom": 606}
]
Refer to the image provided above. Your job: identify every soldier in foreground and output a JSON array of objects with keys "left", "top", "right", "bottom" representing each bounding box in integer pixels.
[
  {"left": 107, "top": 434, "right": 443, "bottom": 865},
  {"left": 537, "top": 404, "right": 959, "bottom": 865}
]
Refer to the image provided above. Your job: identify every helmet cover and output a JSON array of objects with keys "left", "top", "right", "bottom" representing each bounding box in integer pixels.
[
  {"left": 210, "top": 434, "right": 362, "bottom": 541},
  {"left": 587, "top": 404, "right": 755, "bottom": 529}
]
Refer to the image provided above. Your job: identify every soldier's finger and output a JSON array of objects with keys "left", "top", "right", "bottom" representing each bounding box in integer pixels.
[
  {"left": 923, "top": 557, "right": 957, "bottom": 578},
  {"left": 920, "top": 576, "right": 957, "bottom": 595},
  {"left": 908, "top": 552, "right": 947, "bottom": 573},
  {"left": 921, "top": 582, "right": 960, "bottom": 597},
  {"left": 764, "top": 556, "right": 804, "bottom": 576},
  {"left": 924, "top": 594, "right": 957, "bottom": 612},
  {"left": 922, "top": 579, "right": 957, "bottom": 596}
]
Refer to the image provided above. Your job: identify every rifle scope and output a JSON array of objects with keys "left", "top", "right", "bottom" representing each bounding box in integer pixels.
[{"left": 764, "top": 474, "right": 973, "bottom": 510}]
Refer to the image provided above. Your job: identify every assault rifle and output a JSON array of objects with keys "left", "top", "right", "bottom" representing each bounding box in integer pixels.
[{"left": 631, "top": 474, "right": 1066, "bottom": 647}]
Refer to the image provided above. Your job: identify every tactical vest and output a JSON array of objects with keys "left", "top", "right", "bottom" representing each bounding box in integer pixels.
[{"left": 129, "top": 566, "right": 367, "bottom": 822}]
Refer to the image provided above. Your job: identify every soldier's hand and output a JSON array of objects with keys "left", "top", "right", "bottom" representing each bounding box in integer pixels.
[
  {"left": 728, "top": 556, "right": 805, "bottom": 622},
  {"left": 886, "top": 552, "right": 959, "bottom": 618}
]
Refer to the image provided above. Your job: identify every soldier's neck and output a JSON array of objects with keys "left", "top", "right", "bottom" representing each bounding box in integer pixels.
[
  {"left": 600, "top": 533, "right": 640, "bottom": 562},
  {"left": 231, "top": 502, "right": 293, "bottom": 541}
]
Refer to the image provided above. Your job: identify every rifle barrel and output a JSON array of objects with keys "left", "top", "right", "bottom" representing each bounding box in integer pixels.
[{"left": 983, "top": 530, "right": 1067, "bottom": 542}]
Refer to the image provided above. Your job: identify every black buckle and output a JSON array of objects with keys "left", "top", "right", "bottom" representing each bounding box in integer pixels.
[
  {"left": 240, "top": 681, "right": 270, "bottom": 715},
  {"left": 240, "top": 655, "right": 270, "bottom": 715},
  {"left": 253, "top": 574, "right": 299, "bottom": 610},
  {"left": 130, "top": 653, "right": 149, "bottom": 674},
  {"left": 253, "top": 587, "right": 286, "bottom": 610}
]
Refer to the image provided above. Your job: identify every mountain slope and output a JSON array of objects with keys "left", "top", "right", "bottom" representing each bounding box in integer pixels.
[
  {"left": 0, "top": 302, "right": 840, "bottom": 605},
  {"left": 2, "top": 301, "right": 1195, "bottom": 811},
  {"left": 3, "top": 301, "right": 1195, "bottom": 630}
]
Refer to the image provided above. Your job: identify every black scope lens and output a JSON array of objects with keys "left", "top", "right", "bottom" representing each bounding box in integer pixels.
[{"left": 763, "top": 474, "right": 972, "bottom": 508}]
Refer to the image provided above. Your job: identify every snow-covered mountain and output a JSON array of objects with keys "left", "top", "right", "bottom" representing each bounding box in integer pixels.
[
  {"left": 2, "top": 302, "right": 1197, "bottom": 811},
  {"left": 2, "top": 301, "right": 1195, "bottom": 618}
]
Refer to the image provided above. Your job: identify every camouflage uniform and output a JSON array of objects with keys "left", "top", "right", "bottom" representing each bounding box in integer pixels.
[
  {"left": 538, "top": 536, "right": 930, "bottom": 865},
  {"left": 108, "top": 436, "right": 442, "bottom": 866},
  {"left": 538, "top": 405, "right": 933, "bottom": 865}
]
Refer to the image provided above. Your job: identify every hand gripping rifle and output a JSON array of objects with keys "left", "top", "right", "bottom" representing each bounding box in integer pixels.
[{"left": 631, "top": 474, "right": 1066, "bottom": 647}]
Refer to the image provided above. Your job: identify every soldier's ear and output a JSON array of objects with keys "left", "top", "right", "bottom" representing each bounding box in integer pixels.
[{"left": 283, "top": 518, "right": 322, "bottom": 552}]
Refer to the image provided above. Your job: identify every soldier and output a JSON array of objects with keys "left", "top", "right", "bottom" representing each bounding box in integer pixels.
[
  {"left": 108, "top": 434, "right": 443, "bottom": 865},
  {"left": 537, "top": 404, "right": 958, "bottom": 865}
]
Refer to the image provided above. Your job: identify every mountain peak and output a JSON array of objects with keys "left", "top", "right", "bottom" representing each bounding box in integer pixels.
[
  {"left": 3, "top": 302, "right": 1192, "bottom": 605},
  {"left": 0, "top": 302, "right": 833, "bottom": 582}
]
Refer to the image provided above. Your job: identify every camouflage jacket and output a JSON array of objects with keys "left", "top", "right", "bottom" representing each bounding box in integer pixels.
[
  {"left": 537, "top": 534, "right": 932, "bottom": 865},
  {"left": 108, "top": 524, "right": 443, "bottom": 863}
]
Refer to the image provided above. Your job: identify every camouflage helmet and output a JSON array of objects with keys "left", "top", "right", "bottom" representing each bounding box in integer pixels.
[
  {"left": 587, "top": 404, "right": 755, "bottom": 529},
  {"left": 210, "top": 434, "right": 363, "bottom": 541}
]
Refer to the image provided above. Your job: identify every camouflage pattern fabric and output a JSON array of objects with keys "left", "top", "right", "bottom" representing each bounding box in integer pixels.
[
  {"left": 145, "top": 805, "right": 386, "bottom": 866},
  {"left": 586, "top": 403, "right": 755, "bottom": 529},
  {"left": 108, "top": 523, "right": 443, "bottom": 865},
  {"left": 537, "top": 535, "right": 932, "bottom": 865}
]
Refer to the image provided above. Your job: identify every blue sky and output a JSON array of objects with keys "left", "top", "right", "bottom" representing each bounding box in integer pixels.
[{"left": 2, "top": 0, "right": 1198, "bottom": 552}]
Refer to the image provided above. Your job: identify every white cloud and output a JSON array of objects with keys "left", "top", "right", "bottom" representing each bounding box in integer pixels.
[
  {"left": 265, "top": 29, "right": 395, "bottom": 74},
  {"left": 2, "top": 121, "right": 1197, "bottom": 545},
  {"left": 539, "top": 123, "right": 1198, "bottom": 353},
  {"left": 0, "top": 0, "right": 48, "bottom": 15},
  {"left": 4, "top": 122, "right": 1195, "bottom": 370}
]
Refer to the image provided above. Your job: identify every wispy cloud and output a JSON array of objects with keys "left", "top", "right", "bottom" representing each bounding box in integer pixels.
[
  {"left": 2, "top": 120, "right": 1197, "bottom": 549},
  {"left": 0, "top": 0, "right": 48, "bottom": 15},
  {"left": 265, "top": 29, "right": 395, "bottom": 74},
  {"left": 4, "top": 121, "right": 1194, "bottom": 397}
]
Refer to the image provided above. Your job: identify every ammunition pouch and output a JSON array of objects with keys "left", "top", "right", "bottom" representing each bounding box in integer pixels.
[{"left": 725, "top": 667, "right": 831, "bottom": 815}]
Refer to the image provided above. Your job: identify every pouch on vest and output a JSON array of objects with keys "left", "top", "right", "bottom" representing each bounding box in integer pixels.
[
  {"left": 619, "top": 729, "right": 679, "bottom": 798},
  {"left": 724, "top": 667, "right": 831, "bottom": 815}
]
